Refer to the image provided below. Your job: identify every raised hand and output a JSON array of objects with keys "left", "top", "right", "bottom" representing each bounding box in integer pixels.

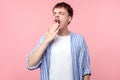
[{"left": 44, "top": 22, "right": 60, "bottom": 44}]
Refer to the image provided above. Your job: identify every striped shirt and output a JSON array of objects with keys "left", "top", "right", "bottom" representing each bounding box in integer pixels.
[{"left": 26, "top": 32, "right": 91, "bottom": 80}]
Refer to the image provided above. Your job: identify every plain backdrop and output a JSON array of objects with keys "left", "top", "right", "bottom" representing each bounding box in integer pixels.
[{"left": 0, "top": 0, "right": 120, "bottom": 80}]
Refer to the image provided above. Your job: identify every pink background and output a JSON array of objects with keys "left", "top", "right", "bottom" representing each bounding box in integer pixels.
[{"left": 1, "top": 0, "right": 120, "bottom": 80}]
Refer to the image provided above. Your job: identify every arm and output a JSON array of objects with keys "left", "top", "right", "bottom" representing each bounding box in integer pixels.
[
  {"left": 28, "top": 40, "right": 49, "bottom": 67},
  {"left": 83, "top": 75, "right": 90, "bottom": 80},
  {"left": 27, "top": 22, "right": 60, "bottom": 68},
  {"left": 82, "top": 38, "right": 91, "bottom": 79}
]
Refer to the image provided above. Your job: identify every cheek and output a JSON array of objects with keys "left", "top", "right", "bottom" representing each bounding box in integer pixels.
[
  {"left": 60, "top": 16, "right": 68, "bottom": 22},
  {"left": 52, "top": 16, "right": 55, "bottom": 22}
]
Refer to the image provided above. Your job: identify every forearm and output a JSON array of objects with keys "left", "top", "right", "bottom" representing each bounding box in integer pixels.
[
  {"left": 28, "top": 40, "right": 49, "bottom": 67},
  {"left": 28, "top": 21, "right": 59, "bottom": 67},
  {"left": 83, "top": 75, "right": 90, "bottom": 80}
]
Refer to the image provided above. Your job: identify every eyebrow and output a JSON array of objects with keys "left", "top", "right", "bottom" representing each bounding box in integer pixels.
[{"left": 53, "top": 11, "right": 65, "bottom": 14}]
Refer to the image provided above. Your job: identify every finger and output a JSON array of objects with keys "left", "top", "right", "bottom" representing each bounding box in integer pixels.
[
  {"left": 52, "top": 22, "right": 59, "bottom": 31},
  {"left": 55, "top": 27, "right": 59, "bottom": 34},
  {"left": 56, "top": 24, "right": 60, "bottom": 30}
]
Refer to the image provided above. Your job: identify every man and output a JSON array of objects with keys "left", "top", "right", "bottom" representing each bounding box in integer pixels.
[{"left": 26, "top": 2, "right": 91, "bottom": 80}]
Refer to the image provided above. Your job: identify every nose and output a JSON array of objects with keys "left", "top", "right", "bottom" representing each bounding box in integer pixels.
[
  {"left": 54, "top": 13, "right": 60, "bottom": 17},
  {"left": 55, "top": 16, "right": 59, "bottom": 19},
  {"left": 55, "top": 15, "right": 59, "bottom": 20}
]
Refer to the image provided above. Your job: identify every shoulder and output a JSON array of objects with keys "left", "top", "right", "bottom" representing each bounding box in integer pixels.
[
  {"left": 70, "top": 32, "right": 88, "bottom": 47},
  {"left": 70, "top": 32, "right": 84, "bottom": 41}
]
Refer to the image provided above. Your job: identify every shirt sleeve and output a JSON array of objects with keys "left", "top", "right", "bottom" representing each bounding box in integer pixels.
[
  {"left": 26, "top": 36, "right": 45, "bottom": 70},
  {"left": 82, "top": 38, "right": 91, "bottom": 76}
]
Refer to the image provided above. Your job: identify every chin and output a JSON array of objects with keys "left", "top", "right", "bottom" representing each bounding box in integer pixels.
[
  {"left": 59, "top": 26, "right": 63, "bottom": 30},
  {"left": 59, "top": 25, "right": 64, "bottom": 29}
]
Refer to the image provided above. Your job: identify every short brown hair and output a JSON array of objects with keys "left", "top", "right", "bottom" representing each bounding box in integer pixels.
[{"left": 52, "top": 2, "right": 73, "bottom": 18}]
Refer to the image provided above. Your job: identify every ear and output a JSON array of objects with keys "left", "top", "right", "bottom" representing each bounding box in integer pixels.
[{"left": 68, "top": 16, "right": 72, "bottom": 23}]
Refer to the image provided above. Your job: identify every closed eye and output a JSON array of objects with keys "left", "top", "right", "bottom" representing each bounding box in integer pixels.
[{"left": 59, "top": 12, "right": 64, "bottom": 15}]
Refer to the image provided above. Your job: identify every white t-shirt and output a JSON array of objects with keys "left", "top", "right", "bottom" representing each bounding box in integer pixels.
[{"left": 49, "top": 35, "right": 73, "bottom": 80}]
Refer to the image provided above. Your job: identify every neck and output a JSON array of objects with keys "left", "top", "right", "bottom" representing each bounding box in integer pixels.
[{"left": 57, "top": 27, "right": 70, "bottom": 36}]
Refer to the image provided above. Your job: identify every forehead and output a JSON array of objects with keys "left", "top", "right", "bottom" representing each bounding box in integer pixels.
[{"left": 53, "top": 7, "right": 67, "bottom": 13}]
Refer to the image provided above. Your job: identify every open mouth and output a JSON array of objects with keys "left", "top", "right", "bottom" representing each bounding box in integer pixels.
[{"left": 55, "top": 19, "right": 60, "bottom": 24}]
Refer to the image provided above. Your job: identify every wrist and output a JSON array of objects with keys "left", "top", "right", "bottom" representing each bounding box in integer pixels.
[{"left": 43, "top": 39, "right": 50, "bottom": 45}]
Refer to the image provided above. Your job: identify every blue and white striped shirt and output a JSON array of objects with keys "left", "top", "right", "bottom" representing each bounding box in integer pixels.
[{"left": 26, "top": 32, "right": 91, "bottom": 80}]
